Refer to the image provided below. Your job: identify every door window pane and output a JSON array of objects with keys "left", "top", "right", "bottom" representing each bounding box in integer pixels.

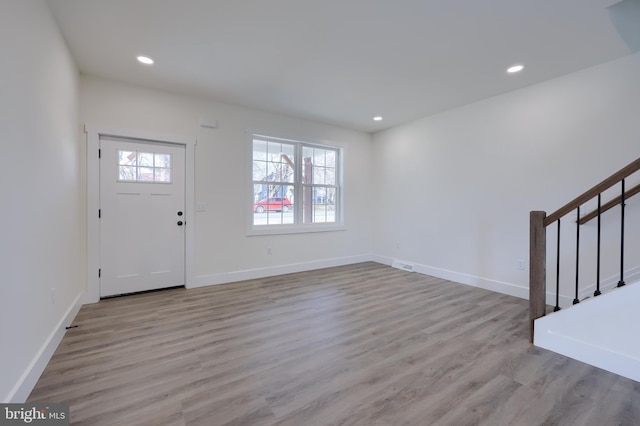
[
  {"left": 117, "top": 150, "right": 172, "bottom": 183},
  {"left": 119, "top": 150, "right": 136, "bottom": 166},
  {"left": 154, "top": 168, "right": 171, "bottom": 183},
  {"left": 138, "top": 152, "right": 154, "bottom": 167},
  {"left": 138, "top": 167, "right": 154, "bottom": 181},
  {"left": 155, "top": 153, "right": 171, "bottom": 168},
  {"left": 118, "top": 166, "right": 136, "bottom": 181}
]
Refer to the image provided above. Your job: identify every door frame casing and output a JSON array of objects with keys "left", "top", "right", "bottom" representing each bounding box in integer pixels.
[{"left": 85, "top": 125, "right": 196, "bottom": 303}]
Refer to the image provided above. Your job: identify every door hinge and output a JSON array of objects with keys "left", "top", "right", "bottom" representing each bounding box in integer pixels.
[
  {"left": 98, "top": 148, "right": 101, "bottom": 158},
  {"left": 98, "top": 268, "right": 101, "bottom": 278},
  {"left": 98, "top": 209, "right": 101, "bottom": 218}
]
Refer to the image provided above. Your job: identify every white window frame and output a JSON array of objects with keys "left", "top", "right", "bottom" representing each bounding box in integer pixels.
[{"left": 248, "top": 133, "right": 345, "bottom": 236}]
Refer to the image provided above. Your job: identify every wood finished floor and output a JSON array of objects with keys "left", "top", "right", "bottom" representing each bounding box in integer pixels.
[{"left": 29, "top": 262, "right": 640, "bottom": 425}]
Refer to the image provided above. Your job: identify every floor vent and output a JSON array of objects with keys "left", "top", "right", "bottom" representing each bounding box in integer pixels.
[{"left": 391, "top": 261, "right": 415, "bottom": 272}]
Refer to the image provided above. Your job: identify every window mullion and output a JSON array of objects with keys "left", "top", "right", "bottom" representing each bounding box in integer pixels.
[{"left": 294, "top": 143, "right": 302, "bottom": 224}]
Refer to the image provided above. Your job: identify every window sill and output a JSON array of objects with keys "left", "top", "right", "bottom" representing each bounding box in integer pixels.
[{"left": 247, "top": 224, "right": 346, "bottom": 237}]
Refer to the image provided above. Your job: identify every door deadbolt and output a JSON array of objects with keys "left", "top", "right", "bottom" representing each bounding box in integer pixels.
[{"left": 177, "top": 211, "right": 183, "bottom": 216}]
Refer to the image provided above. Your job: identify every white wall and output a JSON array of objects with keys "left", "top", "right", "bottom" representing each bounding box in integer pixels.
[
  {"left": 372, "top": 52, "right": 640, "bottom": 302},
  {"left": 79, "top": 75, "right": 373, "bottom": 286},
  {"left": 0, "top": 0, "right": 84, "bottom": 402},
  {"left": 5, "top": 1, "right": 638, "bottom": 403}
]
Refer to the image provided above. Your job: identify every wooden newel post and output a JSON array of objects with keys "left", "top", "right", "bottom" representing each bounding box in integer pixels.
[{"left": 530, "top": 211, "right": 547, "bottom": 342}]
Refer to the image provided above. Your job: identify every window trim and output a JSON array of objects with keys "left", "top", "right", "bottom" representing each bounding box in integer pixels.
[{"left": 247, "top": 133, "right": 345, "bottom": 236}]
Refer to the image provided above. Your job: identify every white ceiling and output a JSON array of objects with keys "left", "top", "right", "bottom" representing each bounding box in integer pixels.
[{"left": 46, "top": 0, "right": 632, "bottom": 133}]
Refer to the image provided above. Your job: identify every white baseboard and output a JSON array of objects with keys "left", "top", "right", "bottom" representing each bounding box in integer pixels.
[
  {"left": 370, "top": 254, "right": 393, "bottom": 266},
  {"left": 190, "top": 254, "right": 373, "bottom": 288},
  {"left": 6, "top": 292, "right": 84, "bottom": 403},
  {"left": 372, "top": 255, "right": 528, "bottom": 300}
]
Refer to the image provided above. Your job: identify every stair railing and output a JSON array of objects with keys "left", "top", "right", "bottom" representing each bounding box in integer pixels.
[{"left": 529, "top": 157, "right": 640, "bottom": 341}]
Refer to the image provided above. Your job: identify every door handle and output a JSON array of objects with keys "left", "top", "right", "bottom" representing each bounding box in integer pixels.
[{"left": 177, "top": 221, "right": 184, "bottom": 226}]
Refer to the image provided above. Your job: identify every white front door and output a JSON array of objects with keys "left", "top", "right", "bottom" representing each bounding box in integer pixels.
[{"left": 99, "top": 136, "right": 186, "bottom": 297}]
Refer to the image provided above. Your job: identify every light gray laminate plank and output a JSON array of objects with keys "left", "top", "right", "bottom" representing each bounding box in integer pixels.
[{"left": 27, "top": 262, "right": 640, "bottom": 425}]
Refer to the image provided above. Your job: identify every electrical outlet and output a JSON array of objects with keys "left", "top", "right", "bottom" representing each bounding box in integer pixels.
[
  {"left": 50, "top": 287, "right": 56, "bottom": 304},
  {"left": 267, "top": 246, "right": 272, "bottom": 255},
  {"left": 517, "top": 259, "right": 525, "bottom": 270}
]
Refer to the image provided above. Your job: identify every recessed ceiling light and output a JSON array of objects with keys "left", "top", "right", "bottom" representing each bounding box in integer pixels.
[
  {"left": 137, "top": 56, "right": 154, "bottom": 65},
  {"left": 507, "top": 64, "right": 524, "bottom": 73},
  {"left": 373, "top": 116, "right": 383, "bottom": 121}
]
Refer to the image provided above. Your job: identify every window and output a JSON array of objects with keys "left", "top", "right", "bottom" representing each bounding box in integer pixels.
[
  {"left": 117, "top": 150, "right": 172, "bottom": 183},
  {"left": 252, "top": 134, "right": 341, "bottom": 230}
]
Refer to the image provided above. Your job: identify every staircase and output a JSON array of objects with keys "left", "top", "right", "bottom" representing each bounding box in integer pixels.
[
  {"left": 533, "top": 283, "right": 640, "bottom": 382},
  {"left": 534, "top": 282, "right": 640, "bottom": 382},
  {"left": 529, "top": 157, "right": 640, "bottom": 383}
]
